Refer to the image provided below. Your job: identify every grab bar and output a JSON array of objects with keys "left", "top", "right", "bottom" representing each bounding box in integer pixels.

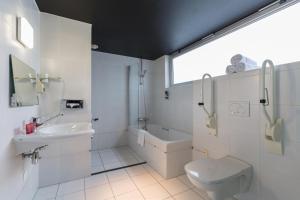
[
  {"left": 199, "top": 73, "right": 214, "bottom": 117},
  {"left": 198, "top": 73, "right": 217, "bottom": 136},
  {"left": 260, "top": 59, "right": 283, "bottom": 155},
  {"left": 260, "top": 60, "right": 276, "bottom": 125}
]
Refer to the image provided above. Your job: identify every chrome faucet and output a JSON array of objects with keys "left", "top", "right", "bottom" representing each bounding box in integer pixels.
[
  {"left": 138, "top": 117, "right": 148, "bottom": 130},
  {"left": 33, "top": 112, "right": 64, "bottom": 127}
]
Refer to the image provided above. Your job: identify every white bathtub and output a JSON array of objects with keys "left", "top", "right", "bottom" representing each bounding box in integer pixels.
[{"left": 128, "top": 124, "right": 192, "bottom": 179}]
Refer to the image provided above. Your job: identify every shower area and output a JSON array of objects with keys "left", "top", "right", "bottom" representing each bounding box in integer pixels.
[{"left": 90, "top": 56, "right": 150, "bottom": 174}]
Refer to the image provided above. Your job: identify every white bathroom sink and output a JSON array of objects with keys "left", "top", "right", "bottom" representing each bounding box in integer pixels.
[{"left": 13, "top": 122, "right": 95, "bottom": 154}]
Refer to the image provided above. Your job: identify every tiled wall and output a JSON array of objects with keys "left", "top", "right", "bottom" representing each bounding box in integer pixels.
[
  {"left": 148, "top": 56, "right": 300, "bottom": 199},
  {"left": 148, "top": 56, "right": 193, "bottom": 134},
  {"left": 39, "top": 135, "right": 91, "bottom": 187},
  {"left": 0, "top": 0, "right": 40, "bottom": 199},
  {"left": 91, "top": 52, "right": 153, "bottom": 150},
  {"left": 39, "top": 12, "right": 92, "bottom": 123},
  {"left": 38, "top": 12, "right": 92, "bottom": 188},
  {"left": 193, "top": 62, "right": 300, "bottom": 200}
]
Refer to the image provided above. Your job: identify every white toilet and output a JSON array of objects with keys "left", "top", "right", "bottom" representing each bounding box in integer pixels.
[{"left": 185, "top": 156, "right": 252, "bottom": 200}]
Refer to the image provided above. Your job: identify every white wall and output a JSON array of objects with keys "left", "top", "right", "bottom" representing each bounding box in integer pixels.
[
  {"left": 148, "top": 56, "right": 193, "bottom": 134},
  {"left": 0, "top": 0, "right": 40, "bottom": 199},
  {"left": 148, "top": 55, "right": 300, "bottom": 199},
  {"left": 91, "top": 52, "right": 153, "bottom": 150},
  {"left": 193, "top": 62, "right": 300, "bottom": 200},
  {"left": 39, "top": 13, "right": 92, "bottom": 123}
]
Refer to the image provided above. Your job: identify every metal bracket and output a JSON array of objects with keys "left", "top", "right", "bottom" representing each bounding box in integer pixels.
[
  {"left": 198, "top": 102, "right": 204, "bottom": 106},
  {"left": 260, "top": 88, "right": 270, "bottom": 106}
]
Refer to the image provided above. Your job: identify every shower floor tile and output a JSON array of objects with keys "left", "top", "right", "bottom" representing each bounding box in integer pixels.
[{"left": 91, "top": 146, "right": 145, "bottom": 173}]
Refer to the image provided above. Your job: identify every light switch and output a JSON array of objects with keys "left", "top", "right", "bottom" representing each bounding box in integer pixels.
[{"left": 229, "top": 101, "right": 250, "bottom": 117}]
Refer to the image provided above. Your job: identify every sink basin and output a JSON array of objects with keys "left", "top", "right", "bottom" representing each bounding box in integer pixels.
[{"left": 14, "top": 122, "right": 95, "bottom": 154}]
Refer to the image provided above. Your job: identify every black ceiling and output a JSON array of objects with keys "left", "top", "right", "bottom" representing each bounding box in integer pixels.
[{"left": 36, "top": 0, "right": 276, "bottom": 60}]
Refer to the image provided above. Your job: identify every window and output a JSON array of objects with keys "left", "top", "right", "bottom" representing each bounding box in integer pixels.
[{"left": 172, "top": 3, "right": 300, "bottom": 85}]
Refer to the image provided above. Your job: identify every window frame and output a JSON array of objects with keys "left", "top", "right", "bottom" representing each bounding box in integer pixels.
[{"left": 169, "top": 0, "right": 297, "bottom": 86}]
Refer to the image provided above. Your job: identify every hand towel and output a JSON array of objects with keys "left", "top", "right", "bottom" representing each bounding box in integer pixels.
[{"left": 137, "top": 130, "right": 145, "bottom": 147}]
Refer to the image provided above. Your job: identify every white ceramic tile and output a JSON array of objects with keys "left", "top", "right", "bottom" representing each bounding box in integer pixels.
[
  {"left": 110, "top": 178, "right": 137, "bottom": 196},
  {"left": 126, "top": 165, "right": 148, "bottom": 177},
  {"left": 229, "top": 73, "right": 260, "bottom": 105},
  {"left": 91, "top": 152, "right": 102, "bottom": 166},
  {"left": 60, "top": 136, "right": 91, "bottom": 155},
  {"left": 261, "top": 139, "right": 300, "bottom": 180},
  {"left": 103, "top": 161, "right": 123, "bottom": 170},
  {"left": 119, "top": 157, "right": 139, "bottom": 166},
  {"left": 278, "top": 105, "right": 300, "bottom": 143},
  {"left": 229, "top": 127, "right": 260, "bottom": 168},
  {"left": 131, "top": 173, "right": 158, "bottom": 189},
  {"left": 143, "top": 164, "right": 165, "bottom": 182},
  {"left": 85, "top": 184, "right": 114, "bottom": 200},
  {"left": 176, "top": 175, "right": 194, "bottom": 188},
  {"left": 100, "top": 153, "right": 119, "bottom": 163},
  {"left": 39, "top": 157, "right": 60, "bottom": 187},
  {"left": 85, "top": 174, "right": 108, "bottom": 189},
  {"left": 160, "top": 178, "right": 189, "bottom": 195},
  {"left": 56, "top": 191, "right": 85, "bottom": 200},
  {"left": 39, "top": 142, "right": 61, "bottom": 158},
  {"left": 139, "top": 184, "right": 170, "bottom": 200},
  {"left": 260, "top": 169, "right": 300, "bottom": 200},
  {"left": 277, "top": 65, "right": 300, "bottom": 106},
  {"left": 115, "top": 190, "right": 144, "bottom": 200},
  {"left": 92, "top": 165, "right": 105, "bottom": 173},
  {"left": 192, "top": 188, "right": 209, "bottom": 200},
  {"left": 106, "top": 169, "right": 129, "bottom": 182},
  {"left": 228, "top": 104, "right": 260, "bottom": 133},
  {"left": 60, "top": 153, "right": 90, "bottom": 182},
  {"left": 57, "top": 179, "right": 84, "bottom": 196},
  {"left": 33, "top": 185, "right": 58, "bottom": 200},
  {"left": 173, "top": 190, "right": 204, "bottom": 200}
]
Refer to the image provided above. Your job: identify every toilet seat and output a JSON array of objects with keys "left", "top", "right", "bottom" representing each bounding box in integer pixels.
[{"left": 185, "top": 156, "right": 251, "bottom": 184}]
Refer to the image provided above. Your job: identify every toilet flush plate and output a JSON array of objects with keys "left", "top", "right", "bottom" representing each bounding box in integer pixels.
[{"left": 229, "top": 101, "right": 250, "bottom": 117}]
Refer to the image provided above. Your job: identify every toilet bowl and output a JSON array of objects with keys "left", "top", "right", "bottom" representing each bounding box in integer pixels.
[{"left": 185, "top": 156, "right": 252, "bottom": 200}]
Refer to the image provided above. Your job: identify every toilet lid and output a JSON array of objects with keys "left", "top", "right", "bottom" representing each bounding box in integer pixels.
[{"left": 185, "top": 156, "right": 251, "bottom": 184}]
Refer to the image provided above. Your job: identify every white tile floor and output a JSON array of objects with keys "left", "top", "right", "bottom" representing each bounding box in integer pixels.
[
  {"left": 91, "top": 146, "right": 145, "bottom": 173},
  {"left": 33, "top": 164, "right": 209, "bottom": 200}
]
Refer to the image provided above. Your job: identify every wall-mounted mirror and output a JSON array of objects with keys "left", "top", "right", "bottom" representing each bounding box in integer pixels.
[{"left": 9, "top": 55, "right": 39, "bottom": 107}]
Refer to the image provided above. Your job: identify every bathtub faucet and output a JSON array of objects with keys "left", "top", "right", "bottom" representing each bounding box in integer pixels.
[{"left": 138, "top": 117, "right": 148, "bottom": 130}]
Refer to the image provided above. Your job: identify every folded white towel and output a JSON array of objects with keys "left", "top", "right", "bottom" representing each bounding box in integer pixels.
[
  {"left": 231, "top": 54, "right": 257, "bottom": 66},
  {"left": 226, "top": 63, "right": 259, "bottom": 75},
  {"left": 137, "top": 130, "right": 145, "bottom": 147},
  {"left": 235, "top": 62, "right": 258, "bottom": 72},
  {"left": 226, "top": 65, "right": 237, "bottom": 74}
]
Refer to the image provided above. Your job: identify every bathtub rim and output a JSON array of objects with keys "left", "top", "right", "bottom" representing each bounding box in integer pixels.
[{"left": 128, "top": 124, "right": 192, "bottom": 144}]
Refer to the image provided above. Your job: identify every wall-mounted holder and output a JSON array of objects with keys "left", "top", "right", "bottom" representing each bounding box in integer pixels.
[
  {"left": 14, "top": 73, "right": 62, "bottom": 94},
  {"left": 264, "top": 118, "right": 283, "bottom": 155},
  {"left": 37, "top": 74, "right": 62, "bottom": 93},
  {"left": 65, "top": 99, "right": 84, "bottom": 109},
  {"left": 260, "top": 60, "right": 283, "bottom": 155},
  {"left": 198, "top": 73, "right": 217, "bottom": 136}
]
